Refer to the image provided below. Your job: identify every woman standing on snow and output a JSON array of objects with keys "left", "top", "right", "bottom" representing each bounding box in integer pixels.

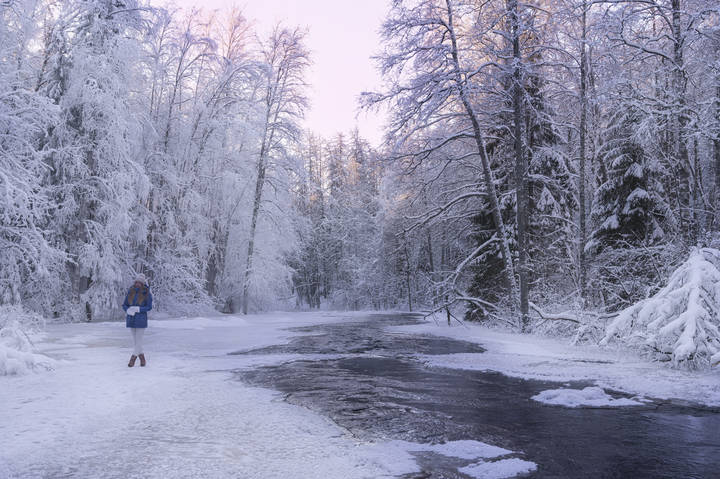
[{"left": 123, "top": 274, "right": 153, "bottom": 367}]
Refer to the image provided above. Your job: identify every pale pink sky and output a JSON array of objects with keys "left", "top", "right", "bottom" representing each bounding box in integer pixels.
[{"left": 172, "top": 0, "right": 388, "bottom": 146}]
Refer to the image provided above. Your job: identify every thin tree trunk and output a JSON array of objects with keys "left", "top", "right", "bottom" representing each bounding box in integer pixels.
[
  {"left": 406, "top": 271, "right": 413, "bottom": 312},
  {"left": 242, "top": 142, "right": 268, "bottom": 315},
  {"left": 509, "top": 0, "right": 529, "bottom": 330},
  {"left": 715, "top": 84, "right": 720, "bottom": 229},
  {"left": 445, "top": 0, "right": 519, "bottom": 312},
  {"left": 426, "top": 228, "right": 435, "bottom": 274},
  {"left": 241, "top": 57, "right": 288, "bottom": 314},
  {"left": 404, "top": 242, "right": 412, "bottom": 312},
  {"left": 578, "top": 0, "right": 588, "bottom": 303},
  {"left": 693, "top": 137, "right": 704, "bottom": 234},
  {"left": 671, "top": 0, "right": 692, "bottom": 241},
  {"left": 426, "top": 228, "right": 436, "bottom": 303}
]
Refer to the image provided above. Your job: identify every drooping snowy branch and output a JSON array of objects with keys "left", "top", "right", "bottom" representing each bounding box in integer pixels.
[{"left": 601, "top": 248, "right": 720, "bottom": 369}]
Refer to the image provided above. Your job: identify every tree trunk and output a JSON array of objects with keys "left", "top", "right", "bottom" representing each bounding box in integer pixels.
[
  {"left": 426, "top": 228, "right": 436, "bottom": 303},
  {"left": 242, "top": 151, "right": 267, "bottom": 315},
  {"left": 578, "top": 0, "right": 588, "bottom": 303},
  {"left": 671, "top": 0, "right": 692, "bottom": 241},
  {"left": 241, "top": 55, "right": 286, "bottom": 313},
  {"left": 426, "top": 228, "right": 435, "bottom": 274},
  {"left": 242, "top": 105, "right": 274, "bottom": 314},
  {"left": 509, "top": 0, "right": 529, "bottom": 330},
  {"left": 715, "top": 84, "right": 720, "bottom": 229},
  {"left": 445, "top": 0, "right": 520, "bottom": 312},
  {"left": 404, "top": 242, "right": 413, "bottom": 312}
]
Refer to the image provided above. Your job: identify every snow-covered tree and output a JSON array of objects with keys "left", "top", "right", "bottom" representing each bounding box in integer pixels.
[
  {"left": 291, "top": 130, "right": 384, "bottom": 310},
  {"left": 37, "top": 0, "right": 149, "bottom": 320},
  {"left": 364, "top": 0, "right": 520, "bottom": 313},
  {"left": 529, "top": 145, "right": 577, "bottom": 293},
  {"left": 239, "top": 25, "right": 309, "bottom": 314},
  {"left": 139, "top": 7, "right": 259, "bottom": 311},
  {"left": 330, "top": 132, "right": 383, "bottom": 309},
  {"left": 0, "top": 0, "right": 63, "bottom": 312},
  {"left": 586, "top": 105, "right": 669, "bottom": 254},
  {"left": 583, "top": 102, "right": 679, "bottom": 309},
  {"left": 601, "top": 247, "right": 720, "bottom": 369}
]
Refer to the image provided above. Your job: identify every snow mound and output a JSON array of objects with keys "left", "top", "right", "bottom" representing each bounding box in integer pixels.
[
  {"left": 532, "top": 386, "right": 643, "bottom": 408},
  {"left": 601, "top": 247, "right": 720, "bottom": 369},
  {"left": 0, "top": 307, "right": 54, "bottom": 376},
  {"left": 459, "top": 458, "right": 537, "bottom": 478},
  {"left": 364, "top": 439, "right": 534, "bottom": 478},
  {"left": 428, "top": 439, "right": 511, "bottom": 460}
]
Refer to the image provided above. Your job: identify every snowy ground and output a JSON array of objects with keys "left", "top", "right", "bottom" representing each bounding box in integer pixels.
[
  {"left": 6, "top": 311, "right": 718, "bottom": 479},
  {"left": 391, "top": 320, "right": 720, "bottom": 408},
  {"left": 0, "top": 312, "right": 534, "bottom": 479}
]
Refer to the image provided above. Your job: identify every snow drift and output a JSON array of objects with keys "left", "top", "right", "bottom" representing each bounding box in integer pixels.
[
  {"left": 532, "top": 386, "right": 643, "bottom": 408},
  {"left": 601, "top": 247, "right": 720, "bottom": 369},
  {"left": 0, "top": 306, "right": 54, "bottom": 375}
]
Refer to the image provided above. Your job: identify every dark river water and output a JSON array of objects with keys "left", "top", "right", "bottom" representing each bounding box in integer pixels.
[{"left": 233, "top": 313, "right": 720, "bottom": 478}]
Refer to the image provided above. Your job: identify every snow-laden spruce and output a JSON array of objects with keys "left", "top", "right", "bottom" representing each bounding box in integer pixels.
[{"left": 601, "top": 248, "right": 720, "bottom": 369}]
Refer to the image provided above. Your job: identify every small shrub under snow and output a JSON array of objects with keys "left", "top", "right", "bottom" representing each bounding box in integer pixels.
[
  {"left": 601, "top": 247, "right": 720, "bottom": 369},
  {"left": 0, "top": 306, "right": 54, "bottom": 376}
]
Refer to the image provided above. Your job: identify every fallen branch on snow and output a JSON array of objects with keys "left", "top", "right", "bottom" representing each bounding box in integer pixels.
[{"left": 529, "top": 302, "right": 580, "bottom": 324}]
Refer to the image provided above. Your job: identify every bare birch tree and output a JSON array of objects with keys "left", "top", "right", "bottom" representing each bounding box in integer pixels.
[{"left": 241, "top": 25, "right": 309, "bottom": 314}]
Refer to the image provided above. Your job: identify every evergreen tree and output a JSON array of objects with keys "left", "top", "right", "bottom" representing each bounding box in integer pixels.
[
  {"left": 587, "top": 106, "right": 669, "bottom": 254},
  {"left": 526, "top": 71, "right": 577, "bottom": 296},
  {"left": 586, "top": 104, "right": 676, "bottom": 310}
]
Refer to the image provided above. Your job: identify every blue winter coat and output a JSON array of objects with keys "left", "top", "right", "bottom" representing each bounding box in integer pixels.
[{"left": 123, "top": 285, "right": 153, "bottom": 328}]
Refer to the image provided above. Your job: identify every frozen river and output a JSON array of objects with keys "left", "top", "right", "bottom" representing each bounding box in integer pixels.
[{"left": 236, "top": 313, "right": 720, "bottom": 478}]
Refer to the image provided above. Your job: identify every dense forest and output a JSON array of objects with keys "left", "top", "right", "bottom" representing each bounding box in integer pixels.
[{"left": 3, "top": 1, "right": 720, "bottom": 366}]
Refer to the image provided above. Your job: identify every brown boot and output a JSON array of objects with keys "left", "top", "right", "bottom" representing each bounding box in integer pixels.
[
  {"left": 139, "top": 354, "right": 146, "bottom": 367},
  {"left": 128, "top": 355, "right": 137, "bottom": 367}
]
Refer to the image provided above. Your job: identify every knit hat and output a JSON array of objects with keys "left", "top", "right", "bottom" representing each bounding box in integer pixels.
[{"left": 135, "top": 273, "right": 147, "bottom": 285}]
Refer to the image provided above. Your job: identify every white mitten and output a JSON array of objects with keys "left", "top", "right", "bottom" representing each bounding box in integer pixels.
[{"left": 127, "top": 306, "right": 140, "bottom": 316}]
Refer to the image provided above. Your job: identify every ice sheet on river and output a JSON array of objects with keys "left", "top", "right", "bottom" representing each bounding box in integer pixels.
[
  {"left": 460, "top": 458, "right": 537, "bottom": 479},
  {"left": 532, "top": 386, "right": 644, "bottom": 408},
  {"left": 363, "top": 439, "right": 536, "bottom": 479}
]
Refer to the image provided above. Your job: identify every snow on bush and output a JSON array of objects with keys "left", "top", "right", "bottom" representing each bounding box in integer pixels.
[
  {"left": 600, "top": 247, "right": 720, "bottom": 369},
  {"left": 532, "top": 386, "right": 643, "bottom": 408},
  {"left": 0, "top": 306, "right": 54, "bottom": 375}
]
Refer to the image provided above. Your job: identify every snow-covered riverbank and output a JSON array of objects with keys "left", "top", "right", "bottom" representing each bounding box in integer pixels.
[
  {"left": 392, "top": 320, "right": 720, "bottom": 408},
  {"left": 9, "top": 311, "right": 717, "bottom": 478},
  {"left": 0, "top": 312, "right": 540, "bottom": 479},
  {"left": 0, "top": 313, "right": 398, "bottom": 478}
]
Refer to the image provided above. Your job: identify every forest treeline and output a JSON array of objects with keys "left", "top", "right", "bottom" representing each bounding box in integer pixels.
[
  {"left": 1, "top": 0, "right": 399, "bottom": 319},
  {"left": 364, "top": 0, "right": 720, "bottom": 331},
  {"left": 3, "top": 0, "right": 308, "bottom": 318},
  {"left": 2, "top": 0, "right": 720, "bottom": 331}
]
